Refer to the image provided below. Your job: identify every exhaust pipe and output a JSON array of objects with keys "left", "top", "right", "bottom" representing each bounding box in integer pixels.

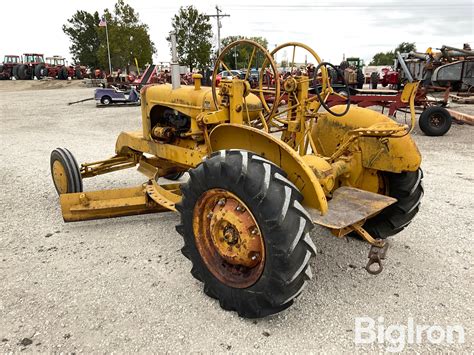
[{"left": 170, "top": 31, "right": 181, "bottom": 90}]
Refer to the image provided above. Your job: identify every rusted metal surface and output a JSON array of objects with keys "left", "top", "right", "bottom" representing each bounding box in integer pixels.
[
  {"left": 192, "top": 189, "right": 265, "bottom": 288},
  {"left": 446, "top": 109, "right": 474, "bottom": 125},
  {"left": 365, "top": 242, "right": 389, "bottom": 275},
  {"left": 146, "top": 180, "right": 181, "bottom": 211},
  {"left": 210, "top": 124, "right": 328, "bottom": 214},
  {"left": 81, "top": 155, "right": 138, "bottom": 178},
  {"left": 309, "top": 186, "right": 396, "bottom": 229},
  {"left": 326, "top": 83, "right": 449, "bottom": 116},
  {"left": 449, "top": 94, "right": 474, "bottom": 104},
  {"left": 60, "top": 185, "right": 169, "bottom": 222},
  {"left": 52, "top": 160, "right": 68, "bottom": 194}
]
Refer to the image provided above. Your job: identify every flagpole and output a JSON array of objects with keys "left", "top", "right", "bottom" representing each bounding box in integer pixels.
[{"left": 104, "top": 17, "right": 112, "bottom": 76}]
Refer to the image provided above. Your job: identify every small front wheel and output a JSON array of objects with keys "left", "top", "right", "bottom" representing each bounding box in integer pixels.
[
  {"left": 50, "top": 148, "right": 83, "bottom": 195},
  {"left": 419, "top": 106, "right": 452, "bottom": 136},
  {"left": 101, "top": 96, "right": 112, "bottom": 105},
  {"left": 176, "top": 150, "right": 316, "bottom": 318}
]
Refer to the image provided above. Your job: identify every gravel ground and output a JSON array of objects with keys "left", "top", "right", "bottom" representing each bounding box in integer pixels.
[{"left": 0, "top": 85, "right": 473, "bottom": 353}]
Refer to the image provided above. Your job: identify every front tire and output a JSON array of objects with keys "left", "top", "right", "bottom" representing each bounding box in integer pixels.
[
  {"left": 362, "top": 169, "right": 423, "bottom": 239},
  {"left": 176, "top": 150, "right": 316, "bottom": 318},
  {"left": 35, "top": 64, "right": 46, "bottom": 79},
  {"left": 50, "top": 148, "right": 83, "bottom": 195}
]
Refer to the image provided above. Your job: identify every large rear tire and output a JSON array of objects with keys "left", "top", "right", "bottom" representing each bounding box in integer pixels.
[
  {"left": 356, "top": 69, "right": 364, "bottom": 89},
  {"left": 370, "top": 72, "right": 379, "bottom": 89},
  {"left": 12, "top": 65, "right": 19, "bottom": 79},
  {"left": 75, "top": 68, "right": 83, "bottom": 79},
  {"left": 362, "top": 169, "right": 423, "bottom": 239},
  {"left": 50, "top": 148, "right": 83, "bottom": 195},
  {"left": 176, "top": 150, "right": 316, "bottom": 318},
  {"left": 17, "top": 64, "right": 30, "bottom": 80},
  {"left": 58, "top": 66, "right": 68, "bottom": 80}
]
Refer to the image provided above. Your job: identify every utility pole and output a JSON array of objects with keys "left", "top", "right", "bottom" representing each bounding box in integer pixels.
[{"left": 206, "top": 6, "right": 230, "bottom": 55}]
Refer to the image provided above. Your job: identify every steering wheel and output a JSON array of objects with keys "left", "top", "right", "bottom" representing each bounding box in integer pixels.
[
  {"left": 269, "top": 42, "right": 328, "bottom": 107},
  {"left": 257, "top": 42, "right": 331, "bottom": 130},
  {"left": 211, "top": 39, "right": 280, "bottom": 124},
  {"left": 314, "top": 62, "right": 351, "bottom": 117}
]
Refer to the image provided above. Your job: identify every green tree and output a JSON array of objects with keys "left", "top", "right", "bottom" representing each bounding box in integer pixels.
[
  {"left": 169, "top": 6, "right": 213, "bottom": 71},
  {"left": 220, "top": 36, "right": 268, "bottom": 70},
  {"left": 63, "top": 0, "right": 155, "bottom": 71},
  {"left": 395, "top": 42, "right": 416, "bottom": 54},
  {"left": 62, "top": 11, "right": 102, "bottom": 68},
  {"left": 369, "top": 42, "right": 417, "bottom": 66},
  {"left": 369, "top": 51, "right": 395, "bottom": 65}
]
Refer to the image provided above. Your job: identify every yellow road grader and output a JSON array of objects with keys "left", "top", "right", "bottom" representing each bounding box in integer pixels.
[{"left": 50, "top": 37, "right": 423, "bottom": 318}]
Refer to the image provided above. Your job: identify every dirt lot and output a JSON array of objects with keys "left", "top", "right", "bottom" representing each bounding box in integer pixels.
[{"left": 0, "top": 84, "right": 473, "bottom": 352}]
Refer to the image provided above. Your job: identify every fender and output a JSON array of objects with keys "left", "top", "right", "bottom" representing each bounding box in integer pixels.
[
  {"left": 209, "top": 124, "right": 328, "bottom": 214},
  {"left": 313, "top": 106, "right": 422, "bottom": 173}
]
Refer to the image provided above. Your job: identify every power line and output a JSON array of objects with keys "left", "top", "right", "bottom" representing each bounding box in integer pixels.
[{"left": 205, "top": 5, "right": 230, "bottom": 55}]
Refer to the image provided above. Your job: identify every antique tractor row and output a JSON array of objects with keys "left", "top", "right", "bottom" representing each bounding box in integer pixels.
[
  {"left": 0, "top": 54, "right": 86, "bottom": 80},
  {"left": 50, "top": 38, "right": 423, "bottom": 318}
]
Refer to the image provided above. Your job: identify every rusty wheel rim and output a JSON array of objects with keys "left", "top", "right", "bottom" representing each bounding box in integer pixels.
[
  {"left": 52, "top": 160, "right": 68, "bottom": 194},
  {"left": 193, "top": 189, "right": 265, "bottom": 288},
  {"left": 430, "top": 113, "right": 444, "bottom": 127}
]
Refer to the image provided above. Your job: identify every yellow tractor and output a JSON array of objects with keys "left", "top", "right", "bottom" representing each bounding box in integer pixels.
[{"left": 50, "top": 37, "right": 423, "bottom": 318}]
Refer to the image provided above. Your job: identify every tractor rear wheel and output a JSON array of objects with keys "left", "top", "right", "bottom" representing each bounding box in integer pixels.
[
  {"left": 370, "top": 72, "right": 379, "bottom": 89},
  {"left": 17, "top": 65, "right": 30, "bottom": 80},
  {"left": 59, "top": 66, "right": 68, "bottom": 80},
  {"left": 50, "top": 148, "right": 83, "bottom": 195},
  {"left": 176, "top": 150, "right": 316, "bottom": 318},
  {"left": 75, "top": 68, "right": 83, "bottom": 79},
  {"left": 419, "top": 106, "right": 452, "bottom": 136},
  {"left": 356, "top": 69, "right": 364, "bottom": 89},
  {"left": 362, "top": 169, "right": 423, "bottom": 239},
  {"left": 12, "top": 65, "right": 19, "bottom": 79}
]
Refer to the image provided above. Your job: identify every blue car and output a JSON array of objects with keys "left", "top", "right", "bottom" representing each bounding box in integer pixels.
[{"left": 94, "top": 87, "right": 140, "bottom": 106}]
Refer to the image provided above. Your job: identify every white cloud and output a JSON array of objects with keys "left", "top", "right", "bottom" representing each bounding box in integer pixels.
[{"left": 1, "top": 0, "right": 472, "bottom": 67}]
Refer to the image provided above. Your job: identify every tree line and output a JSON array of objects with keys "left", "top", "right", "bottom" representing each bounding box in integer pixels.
[{"left": 63, "top": 2, "right": 415, "bottom": 71}]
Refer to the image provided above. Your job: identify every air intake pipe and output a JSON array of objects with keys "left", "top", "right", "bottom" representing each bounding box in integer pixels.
[{"left": 170, "top": 31, "right": 181, "bottom": 90}]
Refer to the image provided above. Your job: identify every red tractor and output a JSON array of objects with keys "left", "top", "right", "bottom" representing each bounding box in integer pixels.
[
  {"left": 16, "top": 53, "right": 47, "bottom": 80},
  {"left": 0, "top": 55, "right": 21, "bottom": 79},
  {"left": 380, "top": 67, "right": 400, "bottom": 89},
  {"left": 45, "top": 56, "right": 69, "bottom": 80},
  {"left": 45, "top": 56, "right": 87, "bottom": 80}
]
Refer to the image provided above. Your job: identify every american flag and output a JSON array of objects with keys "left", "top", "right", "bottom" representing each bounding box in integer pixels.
[{"left": 99, "top": 17, "right": 107, "bottom": 27}]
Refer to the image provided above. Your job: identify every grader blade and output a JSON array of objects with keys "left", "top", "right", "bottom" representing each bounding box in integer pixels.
[
  {"left": 309, "top": 187, "right": 397, "bottom": 230},
  {"left": 60, "top": 185, "right": 171, "bottom": 222}
]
